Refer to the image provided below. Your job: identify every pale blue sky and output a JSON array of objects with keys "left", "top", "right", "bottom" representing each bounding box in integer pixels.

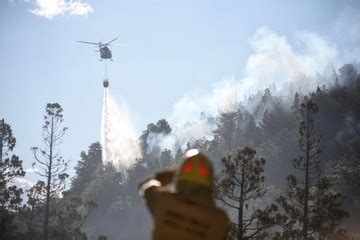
[{"left": 1, "top": 0, "right": 359, "bottom": 182}]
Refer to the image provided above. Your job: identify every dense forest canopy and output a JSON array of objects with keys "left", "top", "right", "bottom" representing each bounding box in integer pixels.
[{"left": 1, "top": 63, "right": 360, "bottom": 239}]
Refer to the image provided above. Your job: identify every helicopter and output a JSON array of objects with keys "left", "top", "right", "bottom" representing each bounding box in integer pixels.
[{"left": 77, "top": 38, "right": 118, "bottom": 61}]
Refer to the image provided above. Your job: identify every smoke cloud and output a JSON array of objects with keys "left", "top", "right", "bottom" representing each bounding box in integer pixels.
[{"left": 151, "top": 26, "right": 343, "bottom": 153}]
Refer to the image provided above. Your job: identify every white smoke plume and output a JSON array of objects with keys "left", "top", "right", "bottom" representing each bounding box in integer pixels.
[
  {"left": 101, "top": 88, "right": 141, "bottom": 173},
  {"left": 151, "top": 26, "right": 342, "bottom": 153},
  {"left": 146, "top": 115, "right": 216, "bottom": 154}
]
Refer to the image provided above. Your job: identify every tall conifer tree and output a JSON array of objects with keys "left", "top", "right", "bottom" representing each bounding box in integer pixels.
[
  {"left": 216, "top": 147, "right": 278, "bottom": 240},
  {"left": 31, "top": 103, "right": 69, "bottom": 240},
  {"left": 274, "top": 97, "right": 348, "bottom": 240}
]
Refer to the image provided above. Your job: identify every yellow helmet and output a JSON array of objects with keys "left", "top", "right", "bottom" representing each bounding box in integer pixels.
[{"left": 176, "top": 149, "right": 214, "bottom": 189}]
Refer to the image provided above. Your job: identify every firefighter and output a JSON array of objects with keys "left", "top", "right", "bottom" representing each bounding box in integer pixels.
[{"left": 139, "top": 149, "right": 228, "bottom": 240}]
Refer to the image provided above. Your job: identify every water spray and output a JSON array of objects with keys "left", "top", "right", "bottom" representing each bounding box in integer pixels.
[{"left": 101, "top": 88, "right": 141, "bottom": 174}]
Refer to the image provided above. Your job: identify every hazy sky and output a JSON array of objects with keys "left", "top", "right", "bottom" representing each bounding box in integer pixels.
[{"left": 1, "top": 0, "right": 359, "bottom": 184}]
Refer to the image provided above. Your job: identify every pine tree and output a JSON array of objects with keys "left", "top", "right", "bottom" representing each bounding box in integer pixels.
[
  {"left": 339, "top": 64, "right": 357, "bottom": 87},
  {"left": 0, "top": 118, "right": 25, "bottom": 239},
  {"left": 71, "top": 142, "right": 102, "bottom": 194},
  {"left": 243, "top": 114, "right": 263, "bottom": 147},
  {"left": 139, "top": 119, "right": 172, "bottom": 154},
  {"left": 30, "top": 103, "right": 69, "bottom": 240},
  {"left": 274, "top": 97, "right": 348, "bottom": 240},
  {"left": 213, "top": 111, "right": 238, "bottom": 153},
  {"left": 216, "top": 147, "right": 278, "bottom": 240},
  {"left": 0, "top": 119, "right": 25, "bottom": 210},
  {"left": 291, "top": 92, "right": 301, "bottom": 119}
]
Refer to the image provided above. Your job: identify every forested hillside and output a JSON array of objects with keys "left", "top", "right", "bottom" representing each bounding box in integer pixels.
[
  {"left": 70, "top": 63, "right": 360, "bottom": 239},
  {"left": 1, "top": 63, "right": 360, "bottom": 239}
]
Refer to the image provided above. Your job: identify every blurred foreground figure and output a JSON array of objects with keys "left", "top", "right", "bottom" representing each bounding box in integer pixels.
[{"left": 139, "top": 149, "right": 229, "bottom": 240}]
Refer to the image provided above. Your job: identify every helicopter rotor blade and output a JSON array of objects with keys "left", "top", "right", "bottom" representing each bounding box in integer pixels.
[
  {"left": 77, "top": 40, "right": 99, "bottom": 45},
  {"left": 112, "top": 43, "right": 129, "bottom": 47},
  {"left": 104, "top": 38, "right": 117, "bottom": 45}
]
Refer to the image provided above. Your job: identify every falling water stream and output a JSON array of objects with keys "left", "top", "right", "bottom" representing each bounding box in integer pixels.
[{"left": 101, "top": 87, "right": 141, "bottom": 174}]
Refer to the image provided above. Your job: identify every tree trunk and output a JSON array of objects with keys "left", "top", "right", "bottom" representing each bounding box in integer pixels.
[
  {"left": 303, "top": 107, "right": 310, "bottom": 240},
  {"left": 238, "top": 158, "right": 246, "bottom": 240},
  {"left": 43, "top": 116, "right": 54, "bottom": 240}
]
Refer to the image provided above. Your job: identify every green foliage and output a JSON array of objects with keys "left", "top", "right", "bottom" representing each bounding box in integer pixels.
[
  {"left": 49, "top": 197, "right": 96, "bottom": 239},
  {"left": 0, "top": 119, "right": 25, "bottom": 210},
  {"left": 139, "top": 119, "right": 172, "bottom": 153},
  {"left": 71, "top": 142, "right": 102, "bottom": 194},
  {"left": 243, "top": 114, "right": 263, "bottom": 147},
  {"left": 216, "top": 147, "right": 279, "bottom": 239},
  {"left": 81, "top": 162, "right": 126, "bottom": 213},
  {"left": 274, "top": 97, "right": 349, "bottom": 239},
  {"left": 311, "top": 177, "right": 349, "bottom": 239},
  {"left": 0, "top": 207, "right": 21, "bottom": 240},
  {"left": 291, "top": 92, "right": 301, "bottom": 119},
  {"left": 275, "top": 176, "right": 349, "bottom": 240},
  {"left": 21, "top": 189, "right": 96, "bottom": 239},
  {"left": 0, "top": 120, "right": 16, "bottom": 152},
  {"left": 213, "top": 111, "right": 238, "bottom": 152}
]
